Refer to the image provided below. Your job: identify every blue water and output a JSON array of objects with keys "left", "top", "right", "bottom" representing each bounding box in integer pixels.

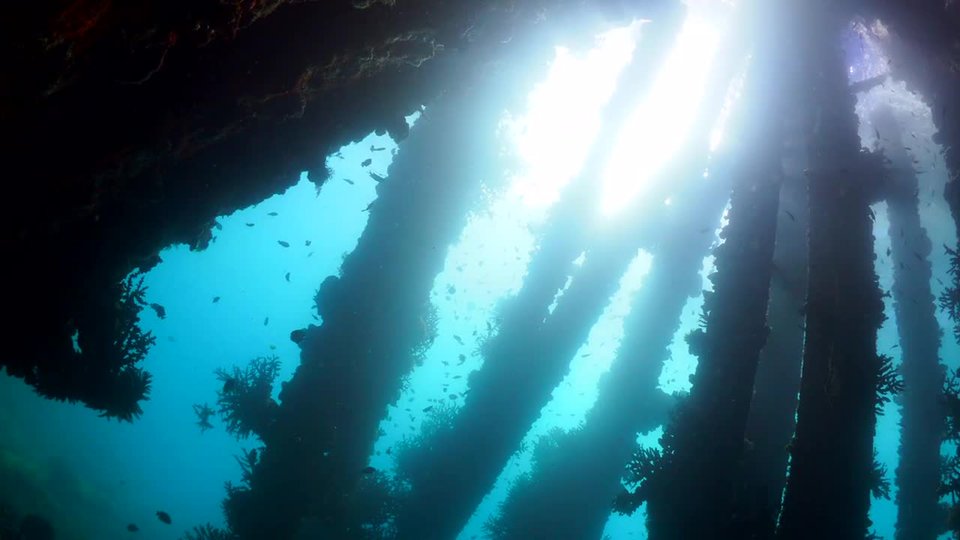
[
  {"left": 2, "top": 17, "right": 959, "bottom": 540},
  {"left": 0, "top": 130, "right": 397, "bottom": 539}
]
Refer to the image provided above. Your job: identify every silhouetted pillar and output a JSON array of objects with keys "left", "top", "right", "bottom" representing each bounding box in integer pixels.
[
  {"left": 225, "top": 77, "right": 507, "bottom": 540},
  {"left": 777, "top": 4, "right": 885, "bottom": 538},
  {"left": 645, "top": 71, "right": 783, "bottom": 540},
  {"left": 871, "top": 104, "right": 945, "bottom": 540},
  {"left": 741, "top": 97, "right": 811, "bottom": 534},
  {"left": 394, "top": 8, "right": 685, "bottom": 539},
  {"left": 486, "top": 23, "right": 751, "bottom": 537}
]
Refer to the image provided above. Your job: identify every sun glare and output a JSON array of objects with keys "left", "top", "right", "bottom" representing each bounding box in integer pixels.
[
  {"left": 505, "top": 25, "right": 638, "bottom": 210},
  {"left": 601, "top": 10, "right": 727, "bottom": 217}
]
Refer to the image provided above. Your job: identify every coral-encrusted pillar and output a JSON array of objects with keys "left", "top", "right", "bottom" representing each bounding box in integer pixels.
[{"left": 777, "top": 3, "right": 885, "bottom": 539}]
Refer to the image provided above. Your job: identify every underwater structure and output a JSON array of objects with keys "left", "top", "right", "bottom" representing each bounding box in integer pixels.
[{"left": 4, "top": 0, "right": 960, "bottom": 539}]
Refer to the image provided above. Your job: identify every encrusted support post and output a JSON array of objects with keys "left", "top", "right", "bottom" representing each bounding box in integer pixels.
[{"left": 777, "top": 4, "right": 886, "bottom": 539}]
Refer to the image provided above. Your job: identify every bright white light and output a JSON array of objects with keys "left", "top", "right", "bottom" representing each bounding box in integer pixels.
[
  {"left": 504, "top": 25, "right": 639, "bottom": 210},
  {"left": 600, "top": 10, "right": 727, "bottom": 217}
]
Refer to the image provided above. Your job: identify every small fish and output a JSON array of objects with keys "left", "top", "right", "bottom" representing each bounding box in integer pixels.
[
  {"left": 886, "top": 248, "right": 891, "bottom": 256},
  {"left": 784, "top": 210, "right": 796, "bottom": 222},
  {"left": 343, "top": 178, "right": 355, "bottom": 185},
  {"left": 305, "top": 240, "right": 312, "bottom": 246},
  {"left": 422, "top": 406, "right": 434, "bottom": 413},
  {"left": 371, "top": 146, "right": 386, "bottom": 152},
  {"left": 285, "top": 272, "right": 291, "bottom": 282},
  {"left": 369, "top": 172, "right": 386, "bottom": 183},
  {"left": 361, "top": 158, "right": 372, "bottom": 167},
  {"left": 363, "top": 202, "right": 375, "bottom": 212},
  {"left": 127, "top": 523, "right": 139, "bottom": 532},
  {"left": 307, "top": 252, "right": 314, "bottom": 258},
  {"left": 914, "top": 251, "right": 923, "bottom": 260},
  {"left": 449, "top": 394, "right": 458, "bottom": 400},
  {"left": 264, "top": 317, "right": 270, "bottom": 326},
  {"left": 361, "top": 466, "right": 377, "bottom": 475},
  {"left": 156, "top": 511, "right": 172, "bottom": 525},
  {"left": 278, "top": 240, "right": 290, "bottom": 248},
  {"left": 874, "top": 128, "right": 880, "bottom": 140},
  {"left": 867, "top": 207, "right": 875, "bottom": 222},
  {"left": 267, "top": 212, "right": 279, "bottom": 217},
  {"left": 246, "top": 223, "right": 255, "bottom": 227},
  {"left": 149, "top": 303, "right": 167, "bottom": 319},
  {"left": 212, "top": 296, "right": 221, "bottom": 303},
  {"left": 453, "top": 335, "right": 463, "bottom": 345}
]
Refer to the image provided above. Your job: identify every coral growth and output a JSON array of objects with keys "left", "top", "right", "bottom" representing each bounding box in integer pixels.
[
  {"left": 41, "top": 271, "right": 156, "bottom": 422},
  {"left": 612, "top": 446, "right": 664, "bottom": 515},
  {"left": 940, "top": 368, "right": 960, "bottom": 536},
  {"left": 114, "top": 273, "right": 157, "bottom": 369},
  {"left": 393, "top": 402, "right": 458, "bottom": 481},
  {"left": 235, "top": 448, "right": 259, "bottom": 487},
  {"left": 88, "top": 272, "right": 156, "bottom": 421},
  {"left": 484, "top": 428, "right": 580, "bottom": 539},
  {"left": 410, "top": 301, "right": 440, "bottom": 363},
  {"left": 940, "top": 244, "right": 960, "bottom": 342},
  {"left": 181, "top": 522, "right": 235, "bottom": 540},
  {"left": 214, "top": 356, "right": 282, "bottom": 440},
  {"left": 870, "top": 457, "right": 892, "bottom": 500},
  {"left": 193, "top": 403, "right": 215, "bottom": 433},
  {"left": 874, "top": 354, "right": 905, "bottom": 415},
  {"left": 341, "top": 470, "right": 407, "bottom": 539},
  {"left": 945, "top": 369, "right": 960, "bottom": 442}
]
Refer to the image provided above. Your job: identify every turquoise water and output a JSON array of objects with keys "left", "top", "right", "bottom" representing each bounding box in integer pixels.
[{"left": 2, "top": 15, "right": 959, "bottom": 540}]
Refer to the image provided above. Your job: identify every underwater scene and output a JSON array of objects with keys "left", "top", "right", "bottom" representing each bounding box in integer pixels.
[{"left": 5, "top": 0, "right": 960, "bottom": 539}]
